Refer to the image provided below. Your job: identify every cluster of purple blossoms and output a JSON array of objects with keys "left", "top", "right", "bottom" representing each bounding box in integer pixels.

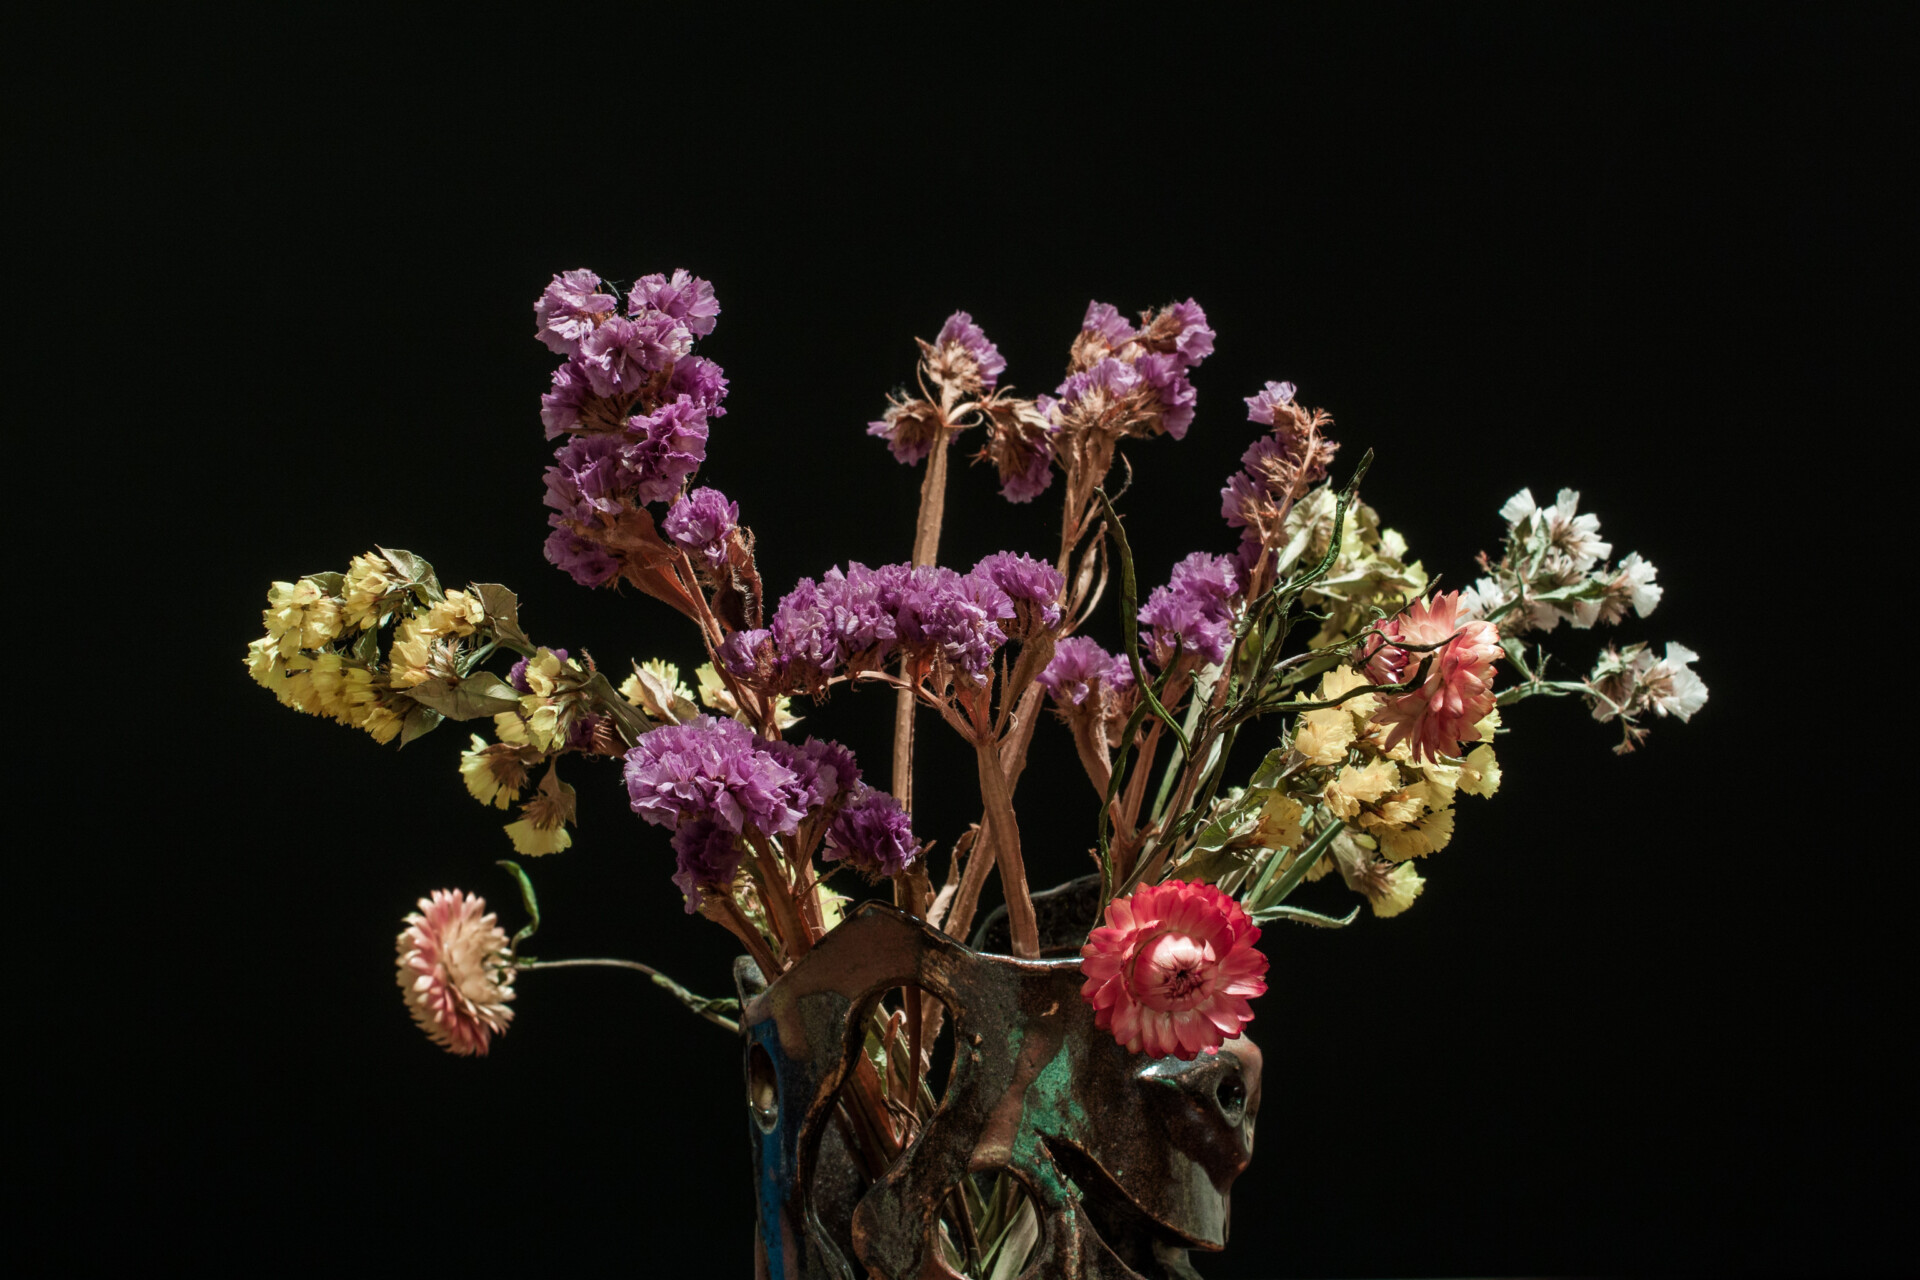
[
  {"left": 625, "top": 717, "right": 881, "bottom": 907},
  {"left": 824, "top": 786, "right": 919, "bottom": 878},
  {"left": 623, "top": 716, "right": 806, "bottom": 838},
  {"left": 1050, "top": 298, "right": 1216, "bottom": 440},
  {"left": 1038, "top": 636, "right": 1136, "bottom": 707},
  {"left": 727, "top": 552, "right": 1063, "bottom": 693},
  {"left": 1138, "top": 552, "right": 1241, "bottom": 668},
  {"left": 532, "top": 268, "right": 731, "bottom": 587},
  {"left": 663, "top": 486, "right": 740, "bottom": 571},
  {"left": 970, "top": 552, "right": 1065, "bottom": 639},
  {"left": 760, "top": 736, "right": 862, "bottom": 813}
]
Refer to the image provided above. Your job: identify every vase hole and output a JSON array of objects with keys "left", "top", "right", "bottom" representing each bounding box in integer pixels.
[
  {"left": 937, "top": 1169, "right": 1041, "bottom": 1278},
  {"left": 746, "top": 1041, "right": 779, "bottom": 1131},
  {"left": 1215, "top": 1071, "right": 1247, "bottom": 1118},
  {"left": 876, "top": 984, "right": 959, "bottom": 1111}
]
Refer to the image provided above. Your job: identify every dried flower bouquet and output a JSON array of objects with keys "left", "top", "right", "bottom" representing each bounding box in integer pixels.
[{"left": 246, "top": 267, "right": 1706, "bottom": 1275}]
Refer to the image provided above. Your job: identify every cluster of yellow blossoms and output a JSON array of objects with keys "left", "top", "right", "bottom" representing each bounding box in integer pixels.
[
  {"left": 1200, "top": 663, "right": 1503, "bottom": 922},
  {"left": 244, "top": 553, "right": 444, "bottom": 744}
]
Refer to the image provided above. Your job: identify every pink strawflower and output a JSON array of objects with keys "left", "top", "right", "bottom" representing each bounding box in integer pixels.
[
  {"left": 1366, "top": 590, "right": 1502, "bottom": 762},
  {"left": 1079, "top": 879, "right": 1268, "bottom": 1061},
  {"left": 396, "top": 890, "right": 516, "bottom": 1057}
]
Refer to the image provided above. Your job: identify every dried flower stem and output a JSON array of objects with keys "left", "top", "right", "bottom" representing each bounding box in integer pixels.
[
  {"left": 972, "top": 734, "right": 1040, "bottom": 959},
  {"left": 892, "top": 403, "right": 959, "bottom": 813},
  {"left": 519, "top": 957, "right": 740, "bottom": 1033}
]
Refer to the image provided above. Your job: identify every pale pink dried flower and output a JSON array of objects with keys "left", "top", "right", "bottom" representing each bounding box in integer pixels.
[
  {"left": 1080, "top": 879, "right": 1268, "bottom": 1060},
  {"left": 1366, "top": 591, "right": 1502, "bottom": 762},
  {"left": 396, "top": 890, "right": 516, "bottom": 1056}
]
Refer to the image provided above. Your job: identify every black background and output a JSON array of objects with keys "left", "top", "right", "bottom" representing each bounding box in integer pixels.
[{"left": 27, "top": 10, "right": 1906, "bottom": 1277}]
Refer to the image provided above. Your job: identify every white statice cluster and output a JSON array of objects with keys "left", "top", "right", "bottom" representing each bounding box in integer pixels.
[
  {"left": 1585, "top": 641, "right": 1709, "bottom": 753},
  {"left": 1461, "top": 488, "right": 1662, "bottom": 633}
]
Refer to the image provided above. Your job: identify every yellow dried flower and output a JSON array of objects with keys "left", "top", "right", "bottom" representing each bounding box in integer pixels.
[
  {"left": 1371, "top": 863, "right": 1426, "bottom": 917},
  {"left": 504, "top": 768, "right": 577, "bottom": 856},
  {"left": 1460, "top": 742, "right": 1502, "bottom": 797},
  {"left": 1326, "top": 759, "right": 1399, "bottom": 818},
  {"left": 519, "top": 695, "right": 563, "bottom": 752},
  {"left": 361, "top": 703, "right": 404, "bottom": 744},
  {"left": 426, "top": 589, "right": 486, "bottom": 637},
  {"left": 1332, "top": 830, "right": 1426, "bottom": 917},
  {"left": 341, "top": 553, "right": 397, "bottom": 631},
  {"left": 1376, "top": 805, "right": 1456, "bottom": 860},
  {"left": 493, "top": 709, "right": 532, "bottom": 747},
  {"left": 245, "top": 636, "right": 281, "bottom": 689},
  {"left": 1252, "top": 792, "right": 1304, "bottom": 850},
  {"left": 460, "top": 734, "right": 528, "bottom": 809},
  {"left": 388, "top": 618, "right": 435, "bottom": 688},
  {"left": 1291, "top": 708, "right": 1353, "bottom": 766},
  {"left": 264, "top": 578, "right": 343, "bottom": 656}
]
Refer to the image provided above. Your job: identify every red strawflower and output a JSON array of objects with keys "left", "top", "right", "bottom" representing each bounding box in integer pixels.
[{"left": 1079, "top": 879, "right": 1268, "bottom": 1060}]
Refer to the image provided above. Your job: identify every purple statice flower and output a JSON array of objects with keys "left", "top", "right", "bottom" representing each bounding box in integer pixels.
[
  {"left": 508, "top": 648, "right": 570, "bottom": 693},
  {"left": 720, "top": 628, "right": 773, "bottom": 680},
  {"left": 540, "top": 360, "right": 595, "bottom": 438},
  {"left": 663, "top": 486, "right": 739, "bottom": 570},
  {"left": 999, "top": 437, "right": 1055, "bottom": 502},
  {"left": 551, "top": 432, "right": 629, "bottom": 517},
  {"left": 1082, "top": 300, "right": 1137, "bottom": 350},
  {"left": 621, "top": 398, "right": 710, "bottom": 504},
  {"left": 1134, "top": 353, "right": 1198, "bottom": 440},
  {"left": 970, "top": 552, "right": 1064, "bottom": 638},
  {"left": 867, "top": 396, "right": 944, "bottom": 466},
  {"left": 579, "top": 313, "right": 693, "bottom": 397},
  {"left": 886, "top": 565, "right": 1011, "bottom": 683},
  {"left": 534, "top": 269, "right": 617, "bottom": 357},
  {"left": 761, "top": 736, "right": 862, "bottom": 813},
  {"left": 623, "top": 715, "right": 806, "bottom": 838},
  {"left": 1166, "top": 551, "right": 1239, "bottom": 613},
  {"left": 934, "top": 311, "right": 1007, "bottom": 390},
  {"left": 1056, "top": 356, "right": 1143, "bottom": 410},
  {"left": 1165, "top": 299, "right": 1215, "bottom": 365},
  {"left": 977, "top": 401, "right": 1057, "bottom": 504},
  {"left": 1138, "top": 552, "right": 1241, "bottom": 667},
  {"left": 817, "top": 564, "right": 899, "bottom": 662},
  {"left": 1038, "top": 636, "right": 1135, "bottom": 707},
  {"left": 1220, "top": 468, "right": 1269, "bottom": 533},
  {"left": 1244, "top": 380, "right": 1297, "bottom": 424},
  {"left": 628, "top": 269, "right": 721, "bottom": 337},
  {"left": 767, "top": 578, "right": 842, "bottom": 682},
  {"left": 824, "top": 786, "right": 919, "bottom": 878},
  {"left": 543, "top": 521, "right": 618, "bottom": 587},
  {"left": 670, "top": 818, "right": 744, "bottom": 913},
  {"left": 667, "top": 355, "right": 729, "bottom": 418}
]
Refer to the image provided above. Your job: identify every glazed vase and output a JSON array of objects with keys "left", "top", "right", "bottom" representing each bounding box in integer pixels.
[{"left": 736, "top": 878, "right": 1263, "bottom": 1280}]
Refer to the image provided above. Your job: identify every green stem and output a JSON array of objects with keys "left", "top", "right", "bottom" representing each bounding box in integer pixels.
[
  {"left": 517, "top": 958, "right": 740, "bottom": 1033},
  {"left": 1249, "top": 817, "right": 1344, "bottom": 912}
]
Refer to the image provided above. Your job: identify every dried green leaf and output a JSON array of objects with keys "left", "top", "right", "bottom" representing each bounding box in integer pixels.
[
  {"left": 397, "top": 702, "right": 444, "bottom": 747},
  {"left": 471, "top": 583, "right": 532, "bottom": 651},
  {"left": 377, "top": 546, "right": 442, "bottom": 599},
  {"left": 405, "top": 671, "right": 523, "bottom": 720}
]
